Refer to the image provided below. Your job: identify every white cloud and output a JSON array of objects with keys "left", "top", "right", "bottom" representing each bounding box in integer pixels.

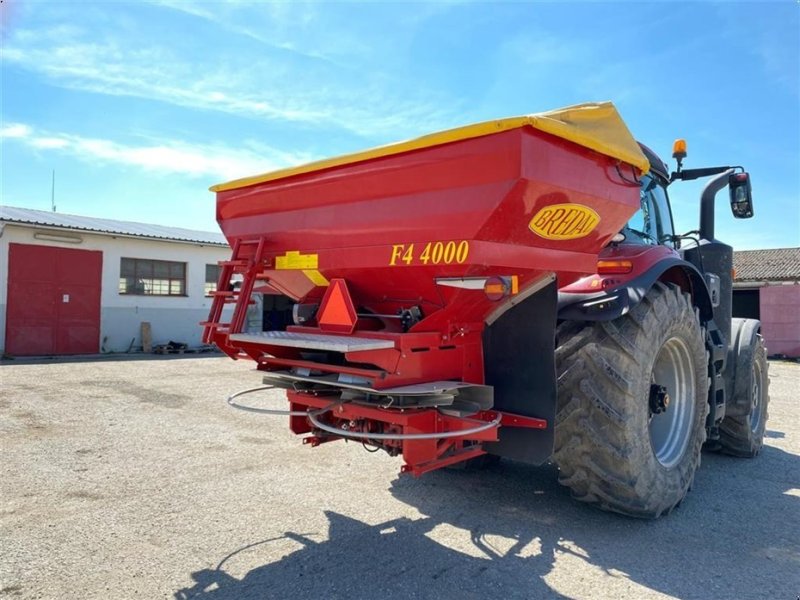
[
  {"left": 4, "top": 122, "right": 310, "bottom": 181},
  {"left": 152, "top": 0, "right": 336, "bottom": 62},
  {"left": 2, "top": 39, "right": 449, "bottom": 137},
  {"left": 7, "top": 42, "right": 332, "bottom": 125},
  {"left": 1, "top": 123, "right": 32, "bottom": 138},
  {"left": 2, "top": 5, "right": 461, "bottom": 140},
  {"left": 29, "top": 137, "right": 69, "bottom": 149}
]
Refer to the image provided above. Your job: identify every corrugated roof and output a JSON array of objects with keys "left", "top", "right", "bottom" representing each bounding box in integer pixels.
[
  {"left": 0, "top": 205, "right": 227, "bottom": 246},
  {"left": 734, "top": 247, "right": 800, "bottom": 282}
]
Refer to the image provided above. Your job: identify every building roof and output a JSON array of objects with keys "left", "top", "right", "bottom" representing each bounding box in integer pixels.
[
  {"left": 0, "top": 205, "right": 227, "bottom": 246},
  {"left": 734, "top": 247, "right": 800, "bottom": 282}
]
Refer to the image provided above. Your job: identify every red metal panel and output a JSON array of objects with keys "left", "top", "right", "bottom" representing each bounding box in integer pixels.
[
  {"left": 286, "top": 390, "right": 503, "bottom": 474},
  {"left": 214, "top": 128, "right": 640, "bottom": 336},
  {"left": 6, "top": 243, "right": 102, "bottom": 355},
  {"left": 54, "top": 245, "right": 102, "bottom": 354}
]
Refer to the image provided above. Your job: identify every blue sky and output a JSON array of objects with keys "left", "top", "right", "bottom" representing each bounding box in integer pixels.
[{"left": 1, "top": 1, "right": 798, "bottom": 249}]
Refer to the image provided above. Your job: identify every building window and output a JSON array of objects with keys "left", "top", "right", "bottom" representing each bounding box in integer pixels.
[
  {"left": 119, "top": 258, "right": 186, "bottom": 296},
  {"left": 205, "top": 264, "right": 221, "bottom": 296}
]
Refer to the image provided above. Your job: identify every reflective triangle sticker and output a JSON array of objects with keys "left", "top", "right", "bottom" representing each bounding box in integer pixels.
[{"left": 317, "top": 278, "right": 357, "bottom": 334}]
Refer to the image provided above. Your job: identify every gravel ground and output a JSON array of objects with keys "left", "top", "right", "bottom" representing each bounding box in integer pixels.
[{"left": 1, "top": 355, "right": 798, "bottom": 600}]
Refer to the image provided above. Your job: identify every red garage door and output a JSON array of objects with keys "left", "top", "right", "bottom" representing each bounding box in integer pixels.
[{"left": 6, "top": 243, "right": 102, "bottom": 356}]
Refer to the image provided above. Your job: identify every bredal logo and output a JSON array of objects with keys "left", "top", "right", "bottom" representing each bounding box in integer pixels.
[{"left": 529, "top": 203, "right": 600, "bottom": 240}]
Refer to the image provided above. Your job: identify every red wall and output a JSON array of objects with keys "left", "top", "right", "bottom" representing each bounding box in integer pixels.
[{"left": 760, "top": 284, "right": 800, "bottom": 357}]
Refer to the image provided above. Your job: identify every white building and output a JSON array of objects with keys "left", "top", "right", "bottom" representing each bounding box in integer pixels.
[{"left": 0, "top": 206, "right": 233, "bottom": 356}]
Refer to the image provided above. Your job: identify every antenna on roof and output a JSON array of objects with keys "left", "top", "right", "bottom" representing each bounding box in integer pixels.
[{"left": 51, "top": 170, "right": 56, "bottom": 212}]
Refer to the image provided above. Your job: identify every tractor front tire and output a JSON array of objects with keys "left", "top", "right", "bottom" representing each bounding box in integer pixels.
[{"left": 554, "top": 283, "right": 709, "bottom": 518}]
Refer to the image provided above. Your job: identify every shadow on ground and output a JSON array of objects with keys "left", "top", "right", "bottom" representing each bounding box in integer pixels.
[{"left": 174, "top": 442, "right": 798, "bottom": 600}]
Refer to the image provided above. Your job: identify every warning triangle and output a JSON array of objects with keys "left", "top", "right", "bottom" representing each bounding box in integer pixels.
[{"left": 318, "top": 279, "right": 357, "bottom": 333}]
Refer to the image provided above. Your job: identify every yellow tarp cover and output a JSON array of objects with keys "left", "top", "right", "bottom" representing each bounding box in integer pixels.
[{"left": 211, "top": 101, "right": 649, "bottom": 192}]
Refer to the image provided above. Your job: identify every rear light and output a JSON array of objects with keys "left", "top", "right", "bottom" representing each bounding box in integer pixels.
[
  {"left": 597, "top": 260, "right": 633, "bottom": 274},
  {"left": 483, "top": 275, "right": 519, "bottom": 301}
]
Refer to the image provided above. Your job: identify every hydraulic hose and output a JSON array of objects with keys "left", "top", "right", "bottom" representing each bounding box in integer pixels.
[
  {"left": 226, "top": 385, "right": 310, "bottom": 416},
  {"left": 306, "top": 404, "right": 501, "bottom": 441}
]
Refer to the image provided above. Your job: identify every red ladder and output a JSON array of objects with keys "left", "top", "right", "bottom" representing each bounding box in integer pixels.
[{"left": 201, "top": 237, "right": 268, "bottom": 353}]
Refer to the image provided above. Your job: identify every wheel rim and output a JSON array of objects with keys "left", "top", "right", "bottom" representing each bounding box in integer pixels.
[
  {"left": 649, "top": 337, "right": 695, "bottom": 468},
  {"left": 750, "top": 359, "right": 764, "bottom": 433}
]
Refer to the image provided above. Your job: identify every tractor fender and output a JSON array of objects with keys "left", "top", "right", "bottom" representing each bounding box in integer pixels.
[
  {"left": 725, "top": 318, "right": 763, "bottom": 417},
  {"left": 558, "top": 257, "right": 715, "bottom": 323}
]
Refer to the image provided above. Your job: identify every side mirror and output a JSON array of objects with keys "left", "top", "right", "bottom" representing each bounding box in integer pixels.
[{"left": 729, "top": 172, "right": 753, "bottom": 219}]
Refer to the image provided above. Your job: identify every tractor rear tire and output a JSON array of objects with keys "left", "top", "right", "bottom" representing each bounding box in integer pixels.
[
  {"left": 554, "top": 283, "right": 709, "bottom": 518},
  {"left": 719, "top": 335, "right": 769, "bottom": 457}
]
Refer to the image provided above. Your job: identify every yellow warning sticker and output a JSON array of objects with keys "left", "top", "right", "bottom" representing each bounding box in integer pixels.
[
  {"left": 302, "top": 269, "right": 330, "bottom": 287},
  {"left": 274, "top": 251, "right": 328, "bottom": 286},
  {"left": 275, "top": 251, "right": 319, "bottom": 270},
  {"left": 529, "top": 204, "right": 600, "bottom": 240}
]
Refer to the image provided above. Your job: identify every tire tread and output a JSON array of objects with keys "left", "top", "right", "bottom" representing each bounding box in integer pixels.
[{"left": 554, "top": 284, "right": 709, "bottom": 518}]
